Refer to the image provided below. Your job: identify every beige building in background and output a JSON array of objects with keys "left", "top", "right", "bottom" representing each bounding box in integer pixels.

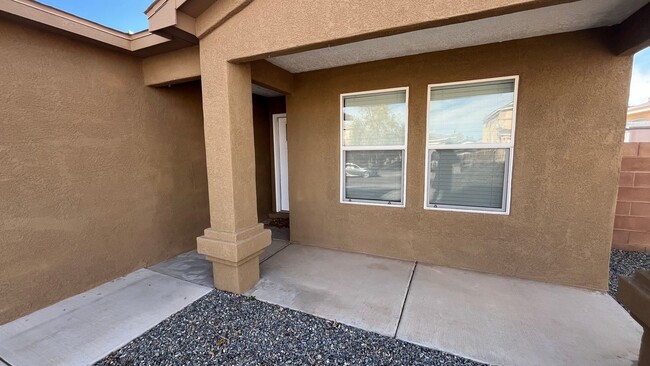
[
  {"left": 626, "top": 100, "right": 650, "bottom": 142},
  {"left": 1, "top": 0, "right": 649, "bottom": 323},
  {"left": 483, "top": 103, "right": 514, "bottom": 144}
]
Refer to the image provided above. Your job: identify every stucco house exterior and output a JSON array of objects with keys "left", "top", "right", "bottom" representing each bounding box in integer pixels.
[{"left": 1, "top": 0, "right": 650, "bottom": 324}]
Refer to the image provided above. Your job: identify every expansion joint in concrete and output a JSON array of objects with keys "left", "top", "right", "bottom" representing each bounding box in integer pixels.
[{"left": 394, "top": 261, "right": 417, "bottom": 338}]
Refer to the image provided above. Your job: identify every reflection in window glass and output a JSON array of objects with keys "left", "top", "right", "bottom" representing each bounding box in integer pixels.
[
  {"left": 426, "top": 78, "right": 517, "bottom": 213},
  {"left": 428, "top": 149, "right": 507, "bottom": 209},
  {"left": 428, "top": 80, "right": 514, "bottom": 145},
  {"left": 345, "top": 150, "right": 403, "bottom": 203},
  {"left": 341, "top": 88, "right": 408, "bottom": 206},
  {"left": 343, "top": 90, "right": 407, "bottom": 146}
]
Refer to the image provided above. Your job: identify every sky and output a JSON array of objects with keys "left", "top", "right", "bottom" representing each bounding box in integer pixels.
[
  {"left": 429, "top": 90, "right": 513, "bottom": 143},
  {"left": 630, "top": 47, "right": 650, "bottom": 106},
  {"left": 36, "top": 0, "right": 151, "bottom": 33}
]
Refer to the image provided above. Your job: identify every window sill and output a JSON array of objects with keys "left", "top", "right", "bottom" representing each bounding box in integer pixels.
[
  {"left": 340, "top": 200, "right": 406, "bottom": 208},
  {"left": 423, "top": 206, "right": 510, "bottom": 215}
]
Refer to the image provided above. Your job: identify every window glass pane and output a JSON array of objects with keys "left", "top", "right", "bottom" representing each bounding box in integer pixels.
[
  {"left": 344, "top": 150, "right": 403, "bottom": 203},
  {"left": 429, "top": 80, "right": 514, "bottom": 145},
  {"left": 428, "top": 149, "right": 508, "bottom": 210},
  {"left": 343, "top": 90, "right": 407, "bottom": 146}
]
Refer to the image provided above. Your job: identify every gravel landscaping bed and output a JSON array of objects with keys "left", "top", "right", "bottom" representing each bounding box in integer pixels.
[
  {"left": 609, "top": 248, "right": 650, "bottom": 299},
  {"left": 95, "top": 290, "right": 484, "bottom": 366}
]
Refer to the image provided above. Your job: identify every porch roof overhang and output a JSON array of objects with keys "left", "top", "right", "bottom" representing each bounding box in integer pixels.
[
  {"left": 265, "top": 0, "right": 649, "bottom": 73},
  {"left": 143, "top": 0, "right": 650, "bottom": 86},
  {"left": 2, "top": 0, "right": 649, "bottom": 74},
  {"left": 610, "top": 2, "right": 650, "bottom": 55}
]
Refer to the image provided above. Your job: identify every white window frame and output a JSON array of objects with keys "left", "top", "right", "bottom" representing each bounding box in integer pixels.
[
  {"left": 340, "top": 87, "right": 409, "bottom": 208},
  {"left": 423, "top": 76, "right": 519, "bottom": 215}
]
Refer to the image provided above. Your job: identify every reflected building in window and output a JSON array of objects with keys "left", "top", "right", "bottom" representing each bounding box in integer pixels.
[
  {"left": 482, "top": 102, "right": 513, "bottom": 162},
  {"left": 426, "top": 77, "right": 516, "bottom": 213},
  {"left": 625, "top": 100, "right": 650, "bottom": 142},
  {"left": 482, "top": 102, "right": 513, "bottom": 144}
]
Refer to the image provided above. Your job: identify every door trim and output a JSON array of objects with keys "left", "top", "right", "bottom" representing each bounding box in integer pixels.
[{"left": 272, "top": 113, "right": 288, "bottom": 212}]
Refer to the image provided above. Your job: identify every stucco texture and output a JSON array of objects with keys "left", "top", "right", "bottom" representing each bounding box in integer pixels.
[
  {"left": 0, "top": 18, "right": 209, "bottom": 323},
  {"left": 142, "top": 46, "right": 201, "bottom": 87},
  {"left": 197, "top": 0, "right": 571, "bottom": 60},
  {"left": 286, "top": 30, "right": 632, "bottom": 291}
]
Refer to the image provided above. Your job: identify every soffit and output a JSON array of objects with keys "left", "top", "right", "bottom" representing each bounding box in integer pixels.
[
  {"left": 252, "top": 84, "right": 284, "bottom": 97},
  {"left": 177, "top": 0, "right": 216, "bottom": 17},
  {"left": 267, "top": 0, "right": 648, "bottom": 73}
]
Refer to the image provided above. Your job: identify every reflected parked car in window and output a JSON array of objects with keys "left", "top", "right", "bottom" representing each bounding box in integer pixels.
[{"left": 345, "top": 163, "right": 378, "bottom": 178}]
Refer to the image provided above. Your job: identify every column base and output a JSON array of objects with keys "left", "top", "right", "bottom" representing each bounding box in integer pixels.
[{"left": 197, "top": 223, "right": 271, "bottom": 294}]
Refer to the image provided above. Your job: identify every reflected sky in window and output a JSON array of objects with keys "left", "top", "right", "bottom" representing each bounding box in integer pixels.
[{"left": 429, "top": 86, "right": 513, "bottom": 144}]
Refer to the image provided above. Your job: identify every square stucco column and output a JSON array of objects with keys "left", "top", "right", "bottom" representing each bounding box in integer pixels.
[{"left": 197, "top": 57, "right": 271, "bottom": 293}]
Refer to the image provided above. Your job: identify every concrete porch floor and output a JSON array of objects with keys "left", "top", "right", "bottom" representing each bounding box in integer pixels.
[
  {"left": 0, "top": 241, "right": 643, "bottom": 366},
  {"left": 145, "top": 242, "right": 645, "bottom": 365},
  {"left": 246, "top": 244, "right": 642, "bottom": 366}
]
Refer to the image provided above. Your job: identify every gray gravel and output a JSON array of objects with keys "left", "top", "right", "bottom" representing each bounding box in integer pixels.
[
  {"left": 609, "top": 248, "right": 650, "bottom": 299},
  {"left": 95, "top": 290, "right": 484, "bottom": 366},
  {"left": 95, "top": 249, "right": 649, "bottom": 366}
]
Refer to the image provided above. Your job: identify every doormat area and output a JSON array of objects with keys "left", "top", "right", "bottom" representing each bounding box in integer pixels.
[{"left": 266, "top": 218, "right": 289, "bottom": 229}]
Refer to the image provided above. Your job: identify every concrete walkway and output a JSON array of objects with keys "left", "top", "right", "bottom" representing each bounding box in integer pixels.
[
  {"left": 0, "top": 239, "right": 290, "bottom": 366},
  {"left": 247, "top": 244, "right": 415, "bottom": 337},
  {"left": 397, "top": 263, "right": 641, "bottom": 365},
  {"left": 0, "top": 269, "right": 211, "bottom": 366},
  {"left": 246, "top": 244, "right": 642, "bottom": 366},
  {"left": 0, "top": 241, "right": 642, "bottom": 366}
]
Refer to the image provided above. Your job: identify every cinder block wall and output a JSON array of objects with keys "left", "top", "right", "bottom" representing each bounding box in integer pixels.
[{"left": 613, "top": 142, "right": 650, "bottom": 252}]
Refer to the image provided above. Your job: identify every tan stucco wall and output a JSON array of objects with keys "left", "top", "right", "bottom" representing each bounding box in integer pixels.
[
  {"left": 198, "top": 0, "right": 572, "bottom": 60},
  {"left": 0, "top": 18, "right": 209, "bottom": 324},
  {"left": 286, "top": 30, "right": 632, "bottom": 291},
  {"left": 142, "top": 46, "right": 201, "bottom": 86},
  {"left": 251, "top": 60, "right": 294, "bottom": 95}
]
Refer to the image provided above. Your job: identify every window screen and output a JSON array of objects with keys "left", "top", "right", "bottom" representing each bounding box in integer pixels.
[
  {"left": 341, "top": 88, "right": 408, "bottom": 206},
  {"left": 426, "top": 78, "right": 517, "bottom": 213}
]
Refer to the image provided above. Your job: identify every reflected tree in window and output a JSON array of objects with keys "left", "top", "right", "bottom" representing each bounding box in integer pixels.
[{"left": 341, "top": 89, "right": 407, "bottom": 205}]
